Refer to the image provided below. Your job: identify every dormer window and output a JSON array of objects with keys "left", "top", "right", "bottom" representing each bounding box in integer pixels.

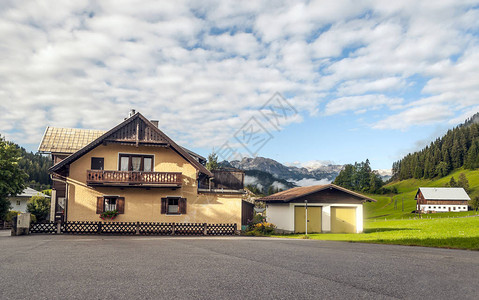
[{"left": 119, "top": 154, "right": 154, "bottom": 172}]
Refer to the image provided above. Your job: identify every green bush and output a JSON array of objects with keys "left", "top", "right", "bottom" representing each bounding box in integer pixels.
[
  {"left": 5, "top": 211, "right": 37, "bottom": 223},
  {"left": 27, "top": 195, "right": 50, "bottom": 222},
  {"left": 244, "top": 215, "right": 277, "bottom": 236},
  {"left": 5, "top": 210, "right": 21, "bottom": 222},
  {"left": 246, "top": 214, "right": 265, "bottom": 231}
]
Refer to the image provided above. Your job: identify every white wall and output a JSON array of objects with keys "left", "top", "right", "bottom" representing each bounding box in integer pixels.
[
  {"left": 266, "top": 204, "right": 292, "bottom": 231},
  {"left": 266, "top": 202, "right": 364, "bottom": 233},
  {"left": 419, "top": 204, "right": 468, "bottom": 213},
  {"left": 8, "top": 197, "right": 28, "bottom": 213}
]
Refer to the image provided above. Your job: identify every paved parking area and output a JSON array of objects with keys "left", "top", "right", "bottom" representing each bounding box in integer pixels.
[{"left": 1, "top": 231, "right": 478, "bottom": 299}]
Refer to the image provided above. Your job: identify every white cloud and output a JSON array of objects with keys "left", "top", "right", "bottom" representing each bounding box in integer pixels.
[
  {"left": 373, "top": 104, "right": 453, "bottom": 130},
  {"left": 271, "top": 181, "right": 287, "bottom": 190},
  {"left": 324, "top": 95, "right": 403, "bottom": 115},
  {"left": 244, "top": 175, "right": 264, "bottom": 191},
  {"left": 0, "top": 0, "right": 478, "bottom": 150},
  {"left": 286, "top": 160, "right": 336, "bottom": 170},
  {"left": 292, "top": 178, "right": 331, "bottom": 187}
]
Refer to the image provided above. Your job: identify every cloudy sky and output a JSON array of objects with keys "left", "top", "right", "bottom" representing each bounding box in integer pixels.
[{"left": 1, "top": 0, "right": 479, "bottom": 170}]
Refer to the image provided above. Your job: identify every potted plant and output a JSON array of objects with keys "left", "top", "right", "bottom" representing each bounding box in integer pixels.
[{"left": 100, "top": 210, "right": 119, "bottom": 220}]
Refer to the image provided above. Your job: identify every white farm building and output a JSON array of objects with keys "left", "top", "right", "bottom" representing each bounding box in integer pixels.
[{"left": 415, "top": 187, "right": 470, "bottom": 213}]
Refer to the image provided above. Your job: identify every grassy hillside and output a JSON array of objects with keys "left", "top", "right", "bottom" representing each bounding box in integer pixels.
[{"left": 364, "top": 168, "right": 479, "bottom": 219}]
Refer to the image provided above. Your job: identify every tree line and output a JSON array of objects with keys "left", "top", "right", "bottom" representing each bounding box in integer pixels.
[
  {"left": 333, "top": 159, "right": 395, "bottom": 194},
  {"left": 392, "top": 114, "right": 479, "bottom": 181},
  {"left": 17, "top": 145, "right": 52, "bottom": 190}
]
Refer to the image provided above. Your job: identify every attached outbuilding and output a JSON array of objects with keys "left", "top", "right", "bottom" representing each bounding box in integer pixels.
[
  {"left": 416, "top": 187, "right": 470, "bottom": 213},
  {"left": 257, "top": 184, "right": 376, "bottom": 234}
]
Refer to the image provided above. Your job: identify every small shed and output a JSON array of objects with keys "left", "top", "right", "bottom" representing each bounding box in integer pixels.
[
  {"left": 256, "top": 184, "right": 376, "bottom": 234},
  {"left": 416, "top": 187, "right": 470, "bottom": 213},
  {"left": 8, "top": 187, "right": 50, "bottom": 213}
]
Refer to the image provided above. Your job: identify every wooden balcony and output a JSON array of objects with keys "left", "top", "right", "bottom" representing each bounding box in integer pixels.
[{"left": 87, "top": 170, "right": 182, "bottom": 188}]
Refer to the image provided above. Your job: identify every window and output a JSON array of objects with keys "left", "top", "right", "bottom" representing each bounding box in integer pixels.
[
  {"left": 119, "top": 154, "right": 154, "bottom": 172},
  {"left": 104, "top": 197, "right": 117, "bottom": 211},
  {"left": 96, "top": 196, "right": 125, "bottom": 214},
  {"left": 453, "top": 207, "right": 456, "bottom": 210},
  {"left": 161, "top": 197, "right": 186, "bottom": 215},
  {"left": 91, "top": 157, "right": 104, "bottom": 170},
  {"left": 168, "top": 198, "right": 179, "bottom": 214},
  {"left": 16, "top": 200, "right": 21, "bottom": 206}
]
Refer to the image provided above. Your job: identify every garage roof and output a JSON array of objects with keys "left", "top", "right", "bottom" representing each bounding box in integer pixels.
[{"left": 257, "top": 184, "right": 376, "bottom": 202}]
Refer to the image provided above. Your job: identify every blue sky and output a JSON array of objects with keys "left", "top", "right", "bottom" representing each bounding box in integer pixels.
[{"left": 1, "top": 1, "right": 479, "bottom": 171}]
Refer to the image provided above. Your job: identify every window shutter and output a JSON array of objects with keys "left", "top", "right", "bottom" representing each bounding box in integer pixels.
[
  {"left": 161, "top": 198, "right": 167, "bottom": 214},
  {"left": 96, "top": 197, "right": 104, "bottom": 214},
  {"left": 116, "top": 197, "right": 125, "bottom": 214},
  {"left": 179, "top": 198, "right": 187, "bottom": 214}
]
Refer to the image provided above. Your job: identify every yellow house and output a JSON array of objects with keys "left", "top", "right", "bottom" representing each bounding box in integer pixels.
[{"left": 39, "top": 111, "right": 246, "bottom": 227}]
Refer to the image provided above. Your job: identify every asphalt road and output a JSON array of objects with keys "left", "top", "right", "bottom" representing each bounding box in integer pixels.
[{"left": 0, "top": 231, "right": 478, "bottom": 299}]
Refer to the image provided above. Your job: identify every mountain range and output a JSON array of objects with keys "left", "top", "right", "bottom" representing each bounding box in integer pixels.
[
  {"left": 220, "top": 157, "right": 342, "bottom": 193},
  {"left": 220, "top": 156, "right": 392, "bottom": 194}
]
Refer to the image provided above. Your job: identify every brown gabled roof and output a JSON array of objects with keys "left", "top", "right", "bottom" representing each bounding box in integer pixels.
[
  {"left": 38, "top": 127, "right": 105, "bottom": 154},
  {"left": 257, "top": 184, "right": 377, "bottom": 202},
  {"left": 49, "top": 112, "right": 213, "bottom": 177}
]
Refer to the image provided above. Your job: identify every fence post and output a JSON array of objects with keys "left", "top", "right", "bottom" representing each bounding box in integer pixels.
[
  {"left": 234, "top": 223, "right": 237, "bottom": 235},
  {"left": 98, "top": 221, "right": 102, "bottom": 234},
  {"left": 57, "top": 221, "right": 61, "bottom": 234},
  {"left": 136, "top": 222, "right": 140, "bottom": 235},
  {"left": 171, "top": 223, "right": 175, "bottom": 236},
  {"left": 203, "top": 223, "right": 207, "bottom": 235}
]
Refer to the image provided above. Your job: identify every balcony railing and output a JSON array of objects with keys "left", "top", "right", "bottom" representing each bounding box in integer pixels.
[{"left": 87, "top": 170, "right": 182, "bottom": 187}]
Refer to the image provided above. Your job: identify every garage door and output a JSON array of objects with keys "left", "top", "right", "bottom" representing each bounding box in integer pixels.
[
  {"left": 294, "top": 206, "right": 321, "bottom": 233},
  {"left": 331, "top": 207, "right": 356, "bottom": 233}
]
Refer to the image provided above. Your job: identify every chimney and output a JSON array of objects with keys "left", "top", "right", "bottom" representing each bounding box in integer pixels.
[
  {"left": 128, "top": 109, "right": 136, "bottom": 118},
  {"left": 150, "top": 120, "right": 159, "bottom": 128}
]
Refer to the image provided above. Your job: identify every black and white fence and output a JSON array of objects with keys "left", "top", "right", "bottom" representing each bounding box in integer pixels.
[{"left": 29, "top": 221, "right": 237, "bottom": 236}]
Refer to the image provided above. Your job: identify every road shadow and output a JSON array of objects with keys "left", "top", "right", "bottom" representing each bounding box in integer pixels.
[{"left": 364, "top": 227, "right": 415, "bottom": 233}]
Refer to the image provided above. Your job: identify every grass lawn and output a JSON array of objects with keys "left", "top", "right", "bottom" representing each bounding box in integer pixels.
[
  {"left": 363, "top": 168, "right": 479, "bottom": 220},
  {"left": 273, "top": 216, "right": 479, "bottom": 250}
]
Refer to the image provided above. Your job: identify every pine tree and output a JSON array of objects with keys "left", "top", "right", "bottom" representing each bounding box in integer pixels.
[
  {"left": 333, "top": 164, "right": 354, "bottom": 190},
  {"left": 457, "top": 173, "right": 470, "bottom": 193},
  {"left": 435, "top": 161, "right": 448, "bottom": 177},
  {"left": 449, "top": 176, "right": 458, "bottom": 187},
  {"left": 465, "top": 140, "right": 479, "bottom": 169},
  {"left": 206, "top": 151, "right": 219, "bottom": 171}
]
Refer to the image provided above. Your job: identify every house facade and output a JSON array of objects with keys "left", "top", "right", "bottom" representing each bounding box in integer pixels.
[
  {"left": 8, "top": 187, "right": 50, "bottom": 213},
  {"left": 416, "top": 187, "right": 470, "bottom": 213},
  {"left": 39, "top": 111, "right": 246, "bottom": 226},
  {"left": 257, "top": 184, "right": 376, "bottom": 234}
]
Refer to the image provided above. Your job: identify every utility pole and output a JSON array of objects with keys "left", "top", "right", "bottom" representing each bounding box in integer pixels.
[{"left": 305, "top": 200, "right": 308, "bottom": 236}]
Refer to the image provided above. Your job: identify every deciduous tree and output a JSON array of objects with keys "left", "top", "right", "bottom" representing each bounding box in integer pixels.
[{"left": 0, "top": 136, "right": 27, "bottom": 220}]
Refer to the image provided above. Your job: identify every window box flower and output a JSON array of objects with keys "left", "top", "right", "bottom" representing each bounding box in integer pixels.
[{"left": 100, "top": 210, "right": 119, "bottom": 220}]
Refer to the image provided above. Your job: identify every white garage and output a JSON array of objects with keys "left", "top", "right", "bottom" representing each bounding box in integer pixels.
[{"left": 257, "top": 184, "right": 376, "bottom": 234}]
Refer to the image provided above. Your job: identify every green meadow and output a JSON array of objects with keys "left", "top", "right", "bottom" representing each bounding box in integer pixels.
[
  {"left": 274, "top": 168, "right": 479, "bottom": 250},
  {"left": 364, "top": 168, "right": 479, "bottom": 220},
  {"left": 274, "top": 217, "right": 479, "bottom": 250}
]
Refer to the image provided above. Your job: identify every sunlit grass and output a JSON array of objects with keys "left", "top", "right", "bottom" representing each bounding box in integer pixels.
[{"left": 273, "top": 217, "right": 479, "bottom": 250}]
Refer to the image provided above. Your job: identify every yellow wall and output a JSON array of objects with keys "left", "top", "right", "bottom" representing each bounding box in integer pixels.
[{"left": 64, "top": 144, "right": 242, "bottom": 225}]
